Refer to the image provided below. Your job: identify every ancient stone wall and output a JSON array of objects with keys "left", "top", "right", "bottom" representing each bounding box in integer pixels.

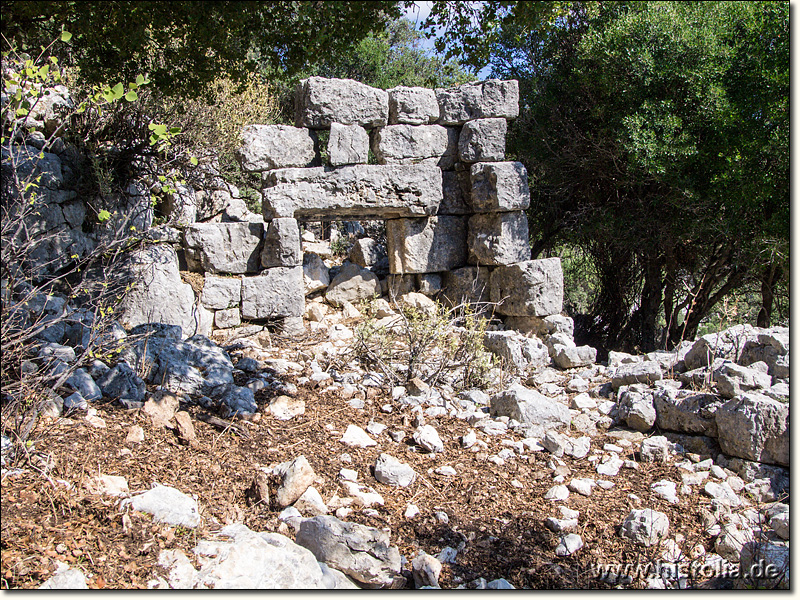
[{"left": 179, "top": 77, "right": 565, "bottom": 333}]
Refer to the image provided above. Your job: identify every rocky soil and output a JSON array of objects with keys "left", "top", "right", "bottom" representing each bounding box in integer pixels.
[{"left": 1, "top": 309, "right": 789, "bottom": 590}]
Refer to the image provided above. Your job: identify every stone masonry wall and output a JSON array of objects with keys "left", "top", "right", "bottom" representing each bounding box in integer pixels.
[{"left": 180, "top": 77, "right": 565, "bottom": 333}]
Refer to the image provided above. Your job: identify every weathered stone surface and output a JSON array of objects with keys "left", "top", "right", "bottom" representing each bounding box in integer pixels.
[
  {"left": 620, "top": 509, "right": 669, "bottom": 547},
  {"left": 738, "top": 542, "right": 789, "bottom": 590},
  {"left": 611, "top": 361, "right": 663, "bottom": 390},
  {"left": 441, "top": 266, "right": 491, "bottom": 307},
  {"left": 262, "top": 164, "right": 442, "bottom": 219},
  {"left": 202, "top": 275, "right": 242, "bottom": 310},
  {"left": 325, "top": 262, "right": 381, "bottom": 307},
  {"left": 640, "top": 435, "right": 673, "bottom": 463},
  {"left": 490, "top": 384, "right": 570, "bottom": 438},
  {"left": 238, "top": 125, "right": 316, "bottom": 172},
  {"left": 439, "top": 169, "right": 471, "bottom": 215},
  {"left": 713, "top": 362, "right": 772, "bottom": 398},
  {"left": 39, "top": 568, "right": 89, "bottom": 589},
  {"left": 740, "top": 327, "right": 790, "bottom": 378},
  {"left": 552, "top": 345, "right": 596, "bottom": 369},
  {"left": 505, "top": 314, "right": 574, "bottom": 339},
  {"left": 653, "top": 388, "right": 722, "bottom": 437},
  {"left": 184, "top": 222, "right": 264, "bottom": 274},
  {"left": 469, "top": 161, "right": 530, "bottom": 212},
  {"left": 436, "top": 80, "right": 519, "bottom": 125},
  {"left": 683, "top": 324, "right": 760, "bottom": 370},
  {"left": 459, "top": 119, "right": 507, "bottom": 163},
  {"left": 328, "top": 123, "right": 369, "bottom": 166},
  {"left": 274, "top": 456, "right": 316, "bottom": 508},
  {"left": 261, "top": 218, "right": 301, "bottom": 268},
  {"left": 303, "top": 253, "right": 330, "bottom": 294},
  {"left": 715, "top": 392, "right": 788, "bottom": 466},
  {"left": 372, "top": 124, "right": 458, "bottom": 168},
  {"left": 387, "top": 216, "right": 467, "bottom": 274},
  {"left": 617, "top": 389, "right": 656, "bottom": 432},
  {"left": 117, "top": 244, "right": 212, "bottom": 338},
  {"left": 348, "top": 238, "right": 387, "bottom": 268},
  {"left": 96, "top": 363, "right": 146, "bottom": 402},
  {"left": 374, "top": 454, "right": 417, "bottom": 487},
  {"left": 123, "top": 484, "right": 201, "bottom": 528},
  {"left": 214, "top": 308, "right": 241, "bottom": 329},
  {"left": 296, "top": 77, "right": 388, "bottom": 128},
  {"left": 483, "top": 330, "right": 550, "bottom": 371},
  {"left": 468, "top": 211, "right": 530, "bottom": 266},
  {"left": 241, "top": 267, "right": 304, "bottom": 319},
  {"left": 295, "top": 515, "right": 402, "bottom": 588},
  {"left": 490, "top": 258, "right": 563, "bottom": 316},
  {"left": 388, "top": 86, "right": 439, "bottom": 125},
  {"left": 413, "top": 425, "right": 444, "bottom": 453}
]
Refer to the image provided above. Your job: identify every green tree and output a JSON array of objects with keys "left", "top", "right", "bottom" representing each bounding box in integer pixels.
[
  {"left": 424, "top": 1, "right": 789, "bottom": 351},
  {"left": 2, "top": 1, "right": 403, "bottom": 98}
]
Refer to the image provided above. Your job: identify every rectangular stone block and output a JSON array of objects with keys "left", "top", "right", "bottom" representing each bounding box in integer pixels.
[
  {"left": 386, "top": 216, "right": 467, "bottom": 274},
  {"left": 470, "top": 162, "right": 530, "bottom": 212},
  {"left": 261, "top": 218, "right": 301, "bottom": 268},
  {"left": 372, "top": 124, "right": 458, "bottom": 169},
  {"left": 214, "top": 307, "right": 241, "bottom": 329},
  {"left": 184, "top": 222, "right": 264, "bottom": 274},
  {"left": 490, "top": 258, "right": 564, "bottom": 317},
  {"left": 295, "top": 77, "right": 388, "bottom": 128},
  {"left": 459, "top": 118, "right": 507, "bottom": 163},
  {"left": 436, "top": 80, "right": 519, "bottom": 125},
  {"left": 202, "top": 275, "right": 242, "bottom": 309},
  {"left": 262, "top": 164, "right": 442, "bottom": 219},
  {"left": 238, "top": 125, "right": 316, "bottom": 172},
  {"left": 441, "top": 266, "right": 491, "bottom": 307},
  {"left": 328, "top": 123, "right": 369, "bottom": 166},
  {"left": 241, "top": 267, "right": 304, "bottom": 319},
  {"left": 468, "top": 212, "right": 530, "bottom": 266},
  {"left": 438, "top": 169, "right": 471, "bottom": 215},
  {"left": 388, "top": 86, "right": 439, "bottom": 125}
]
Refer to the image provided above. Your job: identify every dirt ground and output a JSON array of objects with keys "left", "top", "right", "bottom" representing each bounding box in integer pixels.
[{"left": 1, "top": 334, "right": 730, "bottom": 590}]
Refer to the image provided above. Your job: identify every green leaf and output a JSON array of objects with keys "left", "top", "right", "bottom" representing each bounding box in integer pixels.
[
  {"left": 124, "top": 90, "right": 138, "bottom": 102},
  {"left": 60, "top": 30, "right": 73, "bottom": 43},
  {"left": 190, "top": 156, "right": 198, "bottom": 166},
  {"left": 110, "top": 82, "right": 124, "bottom": 100},
  {"left": 135, "top": 74, "right": 146, "bottom": 86},
  {"left": 97, "top": 209, "right": 111, "bottom": 222}
]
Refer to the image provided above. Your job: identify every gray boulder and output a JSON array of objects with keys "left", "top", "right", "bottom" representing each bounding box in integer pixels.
[
  {"left": 620, "top": 509, "right": 669, "bottom": 547},
  {"left": 348, "top": 238, "right": 387, "bottom": 268},
  {"left": 490, "top": 384, "right": 571, "bottom": 438},
  {"left": 296, "top": 77, "right": 388, "bottom": 128},
  {"left": 386, "top": 216, "right": 467, "bottom": 274},
  {"left": 504, "top": 314, "right": 574, "bottom": 339},
  {"left": 439, "top": 169, "right": 471, "bottom": 215},
  {"left": 611, "top": 361, "right": 663, "bottom": 390},
  {"left": 738, "top": 542, "right": 789, "bottom": 590},
  {"left": 436, "top": 80, "right": 519, "bottom": 125},
  {"left": 440, "top": 266, "right": 490, "bottom": 307},
  {"left": 201, "top": 275, "right": 242, "bottom": 310},
  {"left": 261, "top": 218, "right": 302, "bottom": 268},
  {"left": 262, "top": 164, "right": 442, "bottom": 220},
  {"left": 713, "top": 361, "right": 772, "bottom": 398},
  {"left": 552, "top": 345, "right": 597, "bottom": 369},
  {"left": 483, "top": 330, "right": 550, "bottom": 371},
  {"left": 616, "top": 388, "right": 656, "bottom": 432},
  {"left": 715, "top": 392, "right": 788, "bottom": 466},
  {"left": 374, "top": 453, "right": 417, "bottom": 487},
  {"left": 96, "top": 362, "right": 146, "bottom": 402},
  {"left": 653, "top": 388, "right": 722, "bottom": 437},
  {"left": 325, "top": 262, "right": 381, "bottom": 307},
  {"left": 184, "top": 222, "right": 264, "bottom": 274},
  {"left": 295, "top": 515, "right": 402, "bottom": 588},
  {"left": 237, "top": 124, "right": 316, "bottom": 172},
  {"left": 459, "top": 118, "right": 507, "bottom": 163},
  {"left": 66, "top": 368, "right": 102, "bottom": 401},
  {"left": 122, "top": 484, "right": 201, "bottom": 528},
  {"left": 241, "top": 267, "right": 304, "bottom": 319},
  {"left": 683, "top": 324, "right": 759, "bottom": 370},
  {"left": 303, "top": 253, "right": 330, "bottom": 294}
]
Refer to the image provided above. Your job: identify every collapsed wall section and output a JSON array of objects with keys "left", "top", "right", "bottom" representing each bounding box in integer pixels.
[{"left": 179, "top": 76, "right": 565, "bottom": 332}]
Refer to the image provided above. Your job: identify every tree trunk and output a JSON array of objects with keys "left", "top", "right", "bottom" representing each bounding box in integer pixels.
[{"left": 757, "top": 262, "right": 781, "bottom": 328}]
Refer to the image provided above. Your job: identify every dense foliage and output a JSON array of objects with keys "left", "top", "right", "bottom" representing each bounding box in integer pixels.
[{"left": 424, "top": 1, "right": 789, "bottom": 352}]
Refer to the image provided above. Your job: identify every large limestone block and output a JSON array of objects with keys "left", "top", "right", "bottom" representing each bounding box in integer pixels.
[
  {"left": 504, "top": 314, "right": 574, "bottom": 339},
  {"left": 386, "top": 216, "right": 467, "bottom": 274},
  {"left": 490, "top": 384, "right": 571, "bottom": 438},
  {"left": 715, "top": 392, "right": 788, "bottom": 466},
  {"left": 459, "top": 118, "right": 507, "bottom": 163},
  {"left": 327, "top": 123, "right": 369, "bottom": 166},
  {"left": 372, "top": 124, "right": 458, "bottom": 168},
  {"left": 653, "top": 388, "right": 722, "bottom": 437},
  {"left": 261, "top": 218, "right": 301, "bottom": 268},
  {"left": 240, "top": 267, "right": 304, "bottom": 319},
  {"left": 296, "top": 77, "right": 388, "bottom": 128},
  {"left": 262, "top": 164, "right": 442, "bottom": 219},
  {"left": 303, "top": 253, "right": 330, "bottom": 294},
  {"left": 468, "top": 212, "right": 530, "bottom": 266},
  {"left": 441, "top": 266, "right": 490, "bottom": 306},
  {"left": 439, "top": 170, "right": 471, "bottom": 215},
  {"left": 237, "top": 125, "right": 316, "bottom": 172},
  {"left": 470, "top": 162, "right": 530, "bottom": 212},
  {"left": 117, "top": 244, "right": 211, "bottom": 338},
  {"left": 325, "top": 263, "right": 381, "bottom": 307},
  {"left": 490, "top": 258, "right": 563, "bottom": 316},
  {"left": 683, "top": 324, "right": 760, "bottom": 370},
  {"left": 388, "top": 86, "right": 439, "bottom": 125},
  {"left": 202, "top": 275, "right": 242, "bottom": 309},
  {"left": 184, "top": 222, "right": 264, "bottom": 274},
  {"left": 436, "top": 80, "right": 519, "bottom": 125}
]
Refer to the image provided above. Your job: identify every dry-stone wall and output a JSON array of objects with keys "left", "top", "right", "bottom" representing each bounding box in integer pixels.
[{"left": 179, "top": 77, "right": 564, "bottom": 333}]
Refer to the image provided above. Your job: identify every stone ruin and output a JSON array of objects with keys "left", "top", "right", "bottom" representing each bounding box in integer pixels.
[{"left": 171, "top": 77, "right": 566, "bottom": 337}]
